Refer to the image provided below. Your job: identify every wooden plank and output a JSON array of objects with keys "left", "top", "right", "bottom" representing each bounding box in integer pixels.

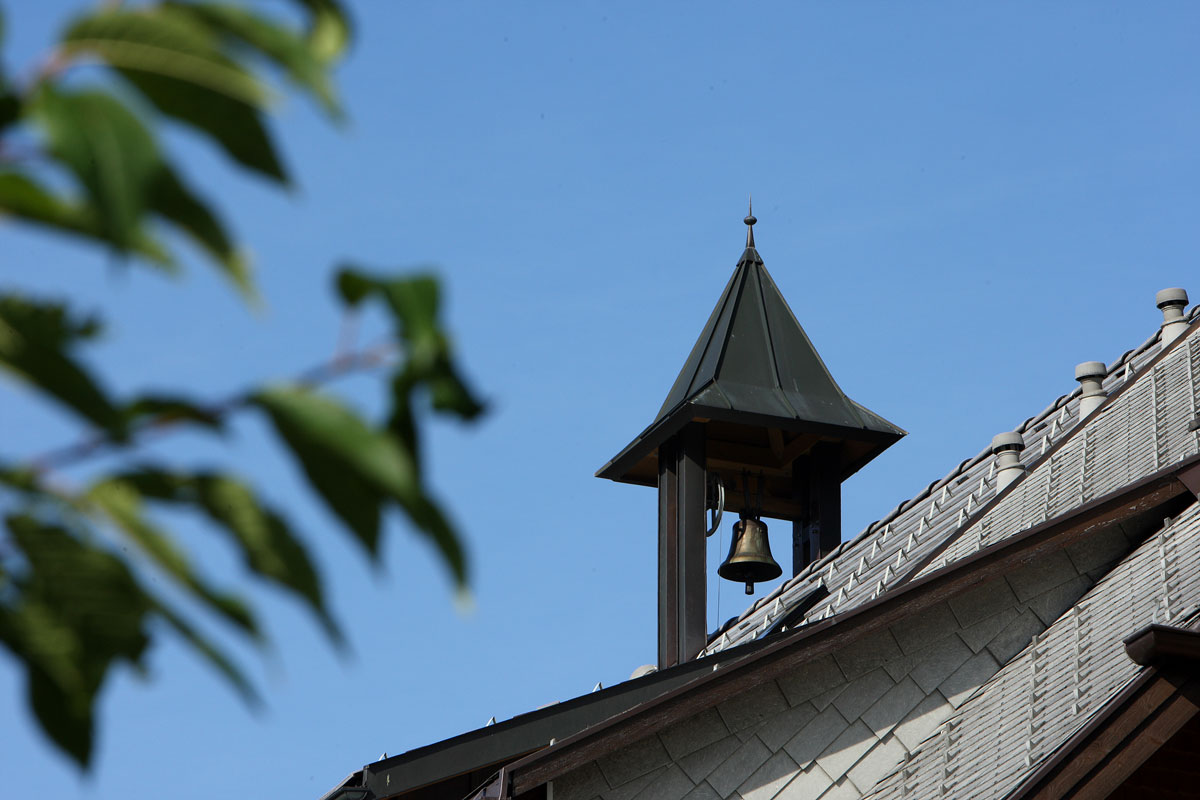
[
  {"left": 1019, "top": 676, "right": 1176, "bottom": 800},
  {"left": 1071, "top": 685, "right": 1200, "bottom": 800}
]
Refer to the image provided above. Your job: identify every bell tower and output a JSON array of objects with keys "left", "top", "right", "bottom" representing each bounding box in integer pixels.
[{"left": 598, "top": 205, "right": 904, "bottom": 669}]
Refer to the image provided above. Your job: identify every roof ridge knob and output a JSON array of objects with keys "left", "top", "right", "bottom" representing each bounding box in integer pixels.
[
  {"left": 1156, "top": 287, "right": 1189, "bottom": 346},
  {"left": 991, "top": 432, "right": 1026, "bottom": 492},
  {"left": 1074, "top": 361, "right": 1108, "bottom": 418}
]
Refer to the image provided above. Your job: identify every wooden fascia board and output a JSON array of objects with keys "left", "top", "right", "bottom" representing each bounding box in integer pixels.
[
  {"left": 1001, "top": 622, "right": 1200, "bottom": 800},
  {"left": 503, "top": 453, "right": 1200, "bottom": 797}
]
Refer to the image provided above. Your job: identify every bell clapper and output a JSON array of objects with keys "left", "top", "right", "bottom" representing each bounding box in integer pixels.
[{"left": 745, "top": 582, "right": 754, "bottom": 595}]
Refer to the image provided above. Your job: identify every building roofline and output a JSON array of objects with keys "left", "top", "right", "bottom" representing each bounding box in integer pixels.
[
  {"left": 897, "top": 311, "right": 1200, "bottom": 585},
  {"left": 1004, "top": 621, "right": 1200, "bottom": 800},
  {"left": 497, "top": 454, "right": 1200, "bottom": 797}
]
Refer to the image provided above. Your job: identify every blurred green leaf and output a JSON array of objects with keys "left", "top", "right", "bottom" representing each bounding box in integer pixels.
[
  {"left": 29, "top": 87, "right": 161, "bottom": 252},
  {"left": 61, "top": 8, "right": 287, "bottom": 183},
  {"left": 251, "top": 386, "right": 386, "bottom": 553},
  {"left": 0, "top": 295, "right": 126, "bottom": 435},
  {"left": 87, "top": 479, "right": 259, "bottom": 638},
  {"left": 61, "top": 8, "right": 266, "bottom": 105},
  {"left": 166, "top": 2, "right": 342, "bottom": 118},
  {"left": 147, "top": 166, "right": 255, "bottom": 298},
  {"left": 254, "top": 385, "right": 467, "bottom": 585},
  {"left": 111, "top": 466, "right": 340, "bottom": 643},
  {"left": 288, "top": 0, "right": 352, "bottom": 63},
  {"left": 335, "top": 267, "right": 485, "bottom": 421},
  {"left": 0, "top": 173, "right": 175, "bottom": 267},
  {"left": 154, "top": 602, "right": 258, "bottom": 706},
  {"left": 0, "top": 515, "right": 154, "bottom": 766}
]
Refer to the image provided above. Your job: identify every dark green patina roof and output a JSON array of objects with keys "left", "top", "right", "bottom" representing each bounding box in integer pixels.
[{"left": 597, "top": 228, "right": 904, "bottom": 488}]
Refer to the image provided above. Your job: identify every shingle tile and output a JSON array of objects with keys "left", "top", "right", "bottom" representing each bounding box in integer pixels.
[
  {"left": 845, "top": 734, "right": 909, "bottom": 795},
  {"left": 661, "top": 709, "right": 731, "bottom": 760},
  {"left": 680, "top": 736, "right": 742, "bottom": 784},
  {"left": 948, "top": 577, "right": 1019, "bottom": 628},
  {"left": 892, "top": 692, "right": 953, "bottom": 751},
  {"left": 706, "top": 737, "right": 772, "bottom": 798},
  {"left": 781, "top": 704, "right": 850, "bottom": 767},
  {"left": 1005, "top": 550, "right": 1078, "bottom": 603},
  {"left": 834, "top": 631, "right": 904, "bottom": 679},
  {"left": 738, "top": 750, "right": 799, "bottom": 800},
  {"left": 815, "top": 720, "right": 877, "bottom": 782},
  {"left": 861, "top": 677, "right": 926, "bottom": 738},
  {"left": 718, "top": 681, "right": 789, "bottom": 733},
  {"left": 777, "top": 657, "right": 846, "bottom": 707},
  {"left": 631, "top": 764, "right": 693, "bottom": 800},
  {"left": 775, "top": 764, "right": 835, "bottom": 800},
  {"left": 888, "top": 602, "right": 959, "bottom": 654},
  {"left": 553, "top": 762, "right": 608, "bottom": 800},
  {"left": 598, "top": 736, "right": 671, "bottom": 788},
  {"left": 906, "top": 634, "right": 974, "bottom": 694},
  {"left": 832, "top": 669, "right": 895, "bottom": 723},
  {"left": 757, "top": 702, "right": 818, "bottom": 753},
  {"left": 938, "top": 649, "right": 999, "bottom": 708}
]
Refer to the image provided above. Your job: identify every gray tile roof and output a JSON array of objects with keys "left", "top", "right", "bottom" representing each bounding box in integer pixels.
[
  {"left": 703, "top": 307, "right": 1200, "bottom": 657},
  {"left": 860, "top": 502, "right": 1200, "bottom": 800}
]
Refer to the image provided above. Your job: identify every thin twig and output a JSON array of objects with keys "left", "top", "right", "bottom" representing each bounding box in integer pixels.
[{"left": 27, "top": 340, "right": 397, "bottom": 474}]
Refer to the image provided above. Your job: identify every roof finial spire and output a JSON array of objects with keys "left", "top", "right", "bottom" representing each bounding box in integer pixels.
[{"left": 744, "top": 194, "right": 756, "bottom": 249}]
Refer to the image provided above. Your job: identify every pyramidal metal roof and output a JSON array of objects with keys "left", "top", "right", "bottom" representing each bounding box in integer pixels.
[{"left": 597, "top": 217, "right": 904, "bottom": 485}]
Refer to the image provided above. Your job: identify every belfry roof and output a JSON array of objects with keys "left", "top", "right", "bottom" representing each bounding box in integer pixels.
[{"left": 597, "top": 219, "right": 904, "bottom": 486}]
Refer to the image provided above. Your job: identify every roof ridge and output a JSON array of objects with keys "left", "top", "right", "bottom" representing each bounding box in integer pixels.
[{"left": 704, "top": 305, "right": 1196, "bottom": 654}]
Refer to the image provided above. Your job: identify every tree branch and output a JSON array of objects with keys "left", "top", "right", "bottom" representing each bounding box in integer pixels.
[{"left": 27, "top": 340, "right": 397, "bottom": 474}]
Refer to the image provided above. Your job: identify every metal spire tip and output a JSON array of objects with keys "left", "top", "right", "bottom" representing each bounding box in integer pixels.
[{"left": 744, "top": 194, "right": 756, "bottom": 248}]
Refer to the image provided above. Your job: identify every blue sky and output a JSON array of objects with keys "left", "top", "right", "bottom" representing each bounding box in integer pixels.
[{"left": 2, "top": 2, "right": 1199, "bottom": 798}]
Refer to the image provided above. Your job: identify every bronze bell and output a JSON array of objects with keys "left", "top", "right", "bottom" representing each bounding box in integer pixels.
[{"left": 718, "top": 516, "right": 782, "bottom": 594}]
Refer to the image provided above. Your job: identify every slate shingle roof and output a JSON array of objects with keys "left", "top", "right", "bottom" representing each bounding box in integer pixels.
[
  {"left": 704, "top": 306, "right": 1200, "bottom": 657},
  {"left": 862, "top": 503, "right": 1200, "bottom": 800}
]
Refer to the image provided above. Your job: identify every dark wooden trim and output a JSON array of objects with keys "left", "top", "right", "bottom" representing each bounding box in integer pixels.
[
  {"left": 899, "top": 313, "right": 1200, "bottom": 585},
  {"left": 503, "top": 454, "right": 1200, "bottom": 796},
  {"left": 1070, "top": 680, "right": 1200, "bottom": 800},
  {"left": 1006, "top": 621, "right": 1200, "bottom": 800},
  {"left": 1123, "top": 624, "right": 1200, "bottom": 667}
]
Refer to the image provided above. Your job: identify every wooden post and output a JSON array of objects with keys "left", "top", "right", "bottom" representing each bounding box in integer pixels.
[
  {"left": 657, "top": 423, "right": 707, "bottom": 668},
  {"left": 791, "top": 442, "right": 841, "bottom": 575}
]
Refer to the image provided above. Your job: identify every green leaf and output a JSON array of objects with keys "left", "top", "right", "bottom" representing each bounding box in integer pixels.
[
  {"left": 123, "top": 69, "right": 287, "bottom": 184},
  {"left": 86, "top": 479, "right": 259, "bottom": 638},
  {"left": 252, "top": 386, "right": 386, "bottom": 553},
  {"left": 28, "top": 87, "right": 161, "bottom": 252},
  {"left": 147, "top": 167, "right": 255, "bottom": 299},
  {"left": 111, "top": 467, "right": 339, "bottom": 643},
  {"left": 61, "top": 9, "right": 267, "bottom": 106},
  {"left": 60, "top": 9, "right": 287, "bottom": 183},
  {"left": 254, "top": 385, "right": 467, "bottom": 584},
  {"left": 0, "top": 173, "right": 175, "bottom": 268},
  {"left": 335, "top": 268, "right": 486, "bottom": 421},
  {"left": 166, "top": 2, "right": 342, "bottom": 118},
  {"left": 288, "top": 0, "right": 352, "bottom": 63},
  {"left": 0, "top": 515, "right": 155, "bottom": 766},
  {"left": 154, "top": 603, "right": 258, "bottom": 706},
  {"left": 0, "top": 294, "right": 126, "bottom": 435}
]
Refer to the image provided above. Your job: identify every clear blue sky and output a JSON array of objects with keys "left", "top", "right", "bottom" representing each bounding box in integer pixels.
[{"left": 3, "top": 2, "right": 1199, "bottom": 798}]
